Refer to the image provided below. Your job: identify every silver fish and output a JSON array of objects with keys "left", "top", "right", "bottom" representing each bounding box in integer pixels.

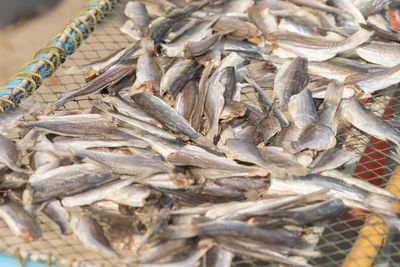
[
  {"left": 216, "top": 236, "right": 313, "bottom": 267},
  {"left": 167, "top": 144, "right": 265, "bottom": 173},
  {"left": 288, "top": 88, "right": 318, "bottom": 129},
  {"left": 156, "top": 20, "right": 215, "bottom": 57},
  {"left": 191, "top": 60, "right": 216, "bottom": 132},
  {"left": 102, "top": 95, "right": 160, "bottom": 125},
  {"left": 159, "top": 59, "right": 198, "bottom": 97},
  {"left": 248, "top": 199, "right": 347, "bottom": 227},
  {"left": 61, "top": 177, "right": 137, "bottom": 208},
  {"left": 213, "top": 17, "right": 261, "bottom": 39},
  {"left": 73, "top": 149, "right": 172, "bottom": 176},
  {"left": 253, "top": 116, "right": 282, "bottom": 146},
  {"left": 96, "top": 105, "right": 179, "bottom": 140},
  {"left": 20, "top": 113, "right": 117, "bottom": 137},
  {"left": 205, "top": 70, "right": 226, "bottom": 140},
  {"left": 25, "top": 163, "right": 115, "bottom": 204},
  {"left": 0, "top": 96, "right": 42, "bottom": 135},
  {"left": 356, "top": 41, "right": 400, "bottom": 67},
  {"left": 356, "top": 0, "right": 392, "bottom": 17},
  {"left": 52, "top": 64, "right": 134, "bottom": 110},
  {"left": 292, "top": 121, "right": 336, "bottom": 152},
  {"left": 0, "top": 134, "right": 29, "bottom": 174},
  {"left": 132, "top": 92, "right": 212, "bottom": 146},
  {"left": 270, "top": 29, "right": 373, "bottom": 61},
  {"left": 346, "top": 61, "right": 400, "bottom": 95},
  {"left": 278, "top": 17, "right": 318, "bottom": 37},
  {"left": 105, "top": 184, "right": 154, "bottom": 207},
  {"left": 183, "top": 32, "right": 224, "bottom": 58},
  {"left": 165, "top": 220, "right": 306, "bottom": 248},
  {"left": 319, "top": 80, "right": 344, "bottom": 135},
  {"left": 138, "top": 239, "right": 193, "bottom": 263},
  {"left": 269, "top": 174, "right": 397, "bottom": 217},
  {"left": 340, "top": 97, "right": 400, "bottom": 145},
  {"left": 329, "top": 0, "right": 366, "bottom": 24},
  {"left": 249, "top": 3, "right": 278, "bottom": 37},
  {"left": 42, "top": 200, "right": 72, "bottom": 235},
  {"left": 223, "top": 0, "right": 253, "bottom": 13},
  {"left": 213, "top": 176, "right": 270, "bottom": 192},
  {"left": 175, "top": 80, "right": 198, "bottom": 123},
  {"left": 221, "top": 66, "right": 240, "bottom": 101},
  {"left": 138, "top": 243, "right": 211, "bottom": 267},
  {"left": 245, "top": 76, "right": 289, "bottom": 126},
  {"left": 124, "top": 1, "right": 150, "bottom": 31},
  {"left": 204, "top": 246, "right": 233, "bottom": 267},
  {"left": 132, "top": 39, "right": 162, "bottom": 92},
  {"left": 71, "top": 215, "right": 120, "bottom": 258},
  {"left": 273, "top": 57, "right": 308, "bottom": 110},
  {"left": 0, "top": 171, "right": 27, "bottom": 190},
  {"left": 0, "top": 199, "right": 42, "bottom": 241},
  {"left": 220, "top": 100, "right": 246, "bottom": 121},
  {"left": 309, "top": 148, "right": 356, "bottom": 174},
  {"left": 53, "top": 136, "right": 147, "bottom": 157},
  {"left": 224, "top": 139, "right": 269, "bottom": 167},
  {"left": 286, "top": 0, "right": 352, "bottom": 18},
  {"left": 308, "top": 57, "right": 385, "bottom": 82}
]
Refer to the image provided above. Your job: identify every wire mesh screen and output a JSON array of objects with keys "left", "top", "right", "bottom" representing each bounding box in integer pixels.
[{"left": 1, "top": 0, "right": 400, "bottom": 266}]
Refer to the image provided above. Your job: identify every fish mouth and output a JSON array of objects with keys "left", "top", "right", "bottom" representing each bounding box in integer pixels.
[{"left": 154, "top": 43, "right": 166, "bottom": 56}]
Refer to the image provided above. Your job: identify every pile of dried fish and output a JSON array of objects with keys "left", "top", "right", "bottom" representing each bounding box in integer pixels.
[{"left": 2, "top": 0, "right": 400, "bottom": 266}]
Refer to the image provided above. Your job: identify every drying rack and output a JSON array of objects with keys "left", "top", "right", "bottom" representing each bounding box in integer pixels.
[{"left": 0, "top": 1, "right": 400, "bottom": 266}]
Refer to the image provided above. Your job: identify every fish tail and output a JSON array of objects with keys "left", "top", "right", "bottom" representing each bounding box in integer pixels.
[{"left": 340, "top": 29, "right": 373, "bottom": 50}]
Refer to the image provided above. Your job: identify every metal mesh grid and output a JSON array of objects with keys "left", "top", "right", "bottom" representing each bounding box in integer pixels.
[{"left": 1, "top": 0, "right": 400, "bottom": 266}]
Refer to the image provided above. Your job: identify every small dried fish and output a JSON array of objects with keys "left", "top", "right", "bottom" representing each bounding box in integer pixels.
[
  {"left": 288, "top": 88, "right": 318, "bottom": 129},
  {"left": 42, "top": 200, "right": 72, "bottom": 235},
  {"left": 270, "top": 29, "right": 373, "bottom": 61},
  {"left": 0, "top": 199, "right": 42, "bottom": 241},
  {"left": 340, "top": 97, "right": 400, "bottom": 145},
  {"left": 71, "top": 215, "right": 120, "bottom": 258},
  {"left": 274, "top": 57, "right": 308, "bottom": 110},
  {"left": 53, "top": 64, "right": 134, "bottom": 109},
  {"left": 0, "top": 134, "right": 30, "bottom": 174},
  {"left": 20, "top": 114, "right": 117, "bottom": 137}
]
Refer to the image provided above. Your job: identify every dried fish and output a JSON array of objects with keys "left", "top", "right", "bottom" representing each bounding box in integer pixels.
[
  {"left": 5, "top": 1, "right": 400, "bottom": 265},
  {"left": 0, "top": 134, "right": 30, "bottom": 174},
  {"left": 0, "top": 199, "right": 42, "bottom": 241},
  {"left": 71, "top": 215, "right": 120, "bottom": 258}
]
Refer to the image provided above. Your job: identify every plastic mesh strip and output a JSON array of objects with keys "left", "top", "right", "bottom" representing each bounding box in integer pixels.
[{"left": 0, "top": 0, "right": 119, "bottom": 112}]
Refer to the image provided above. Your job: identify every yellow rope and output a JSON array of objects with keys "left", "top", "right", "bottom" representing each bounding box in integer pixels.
[
  {"left": 87, "top": 0, "right": 112, "bottom": 13},
  {"left": 16, "top": 71, "right": 44, "bottom": 83},
  {"left": 103, "top": 0, "right": 113, "bottom": 12},
  {"left": 64, "top": 24, "right": 84, "bottom": 44},
  {"left": 46, "top": 253, "right": 52, "bottom": 267},
  {"left": 80, "top": 6, "right": 105, "bottom": 18},
  {"left": 4, "top": 75, "right": 37, "bottom": 89},
  {"left": 67, "top": 258, "right": 75, "bottom": 267},
  {"left": 0, "top": 86, "right": 29, "bottom": 97},
  {"left": 0, "top": 97, "right": 17, "bottom": 106},
  {"left": 15, "top": 248, "right": 23, "bottom": 267},
  {"left": 51, "top": 32, "right": 78, "bottom": 50},
  {"left": 32, "top": 47, "right": 62, "bottom": 68},
  {"left": 28, "top": 57, "right": 56, "bottom": 73},
  {"left": 75, "top": 11, "right": 97, "bottom": 30},
  {"left": 73, "top": 18, "right": 92, "bottom": 33}
]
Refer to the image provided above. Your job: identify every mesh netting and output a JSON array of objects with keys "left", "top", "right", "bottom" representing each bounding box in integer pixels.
[{"left": 1, "top": 0, "right": 400, "bottom": 266}]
